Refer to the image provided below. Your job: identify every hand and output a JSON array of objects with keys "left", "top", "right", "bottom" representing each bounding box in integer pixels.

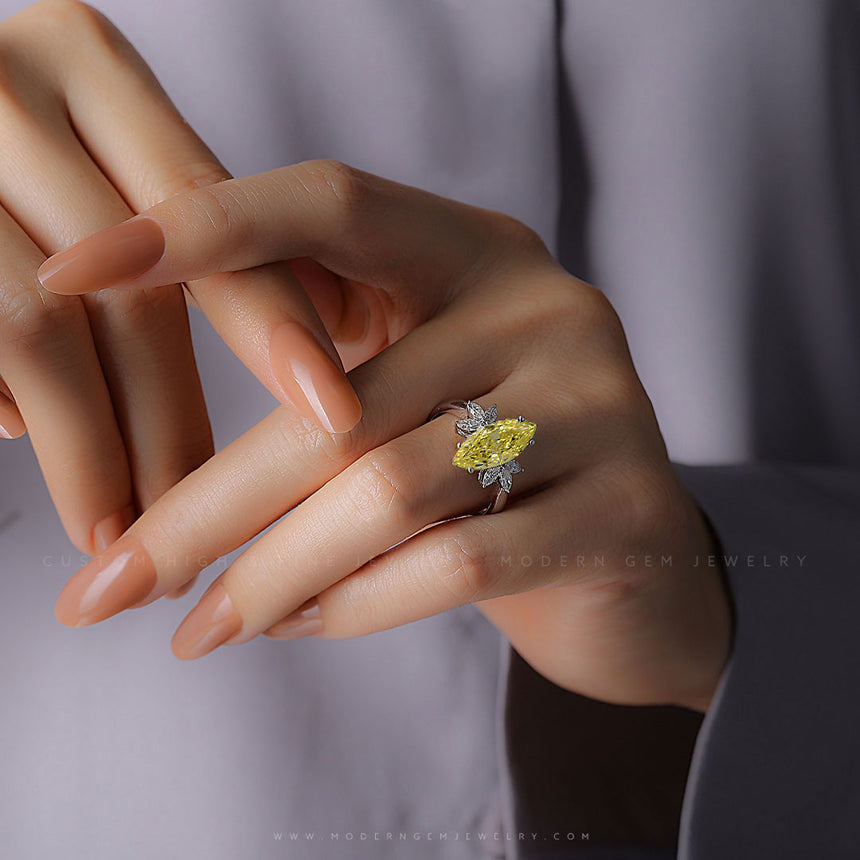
[
  {"left": 44, "top": 160, "right": 733, "bottom": 711},
  {"left": 0, "top": 1, "right": 359, "bottom": 568}
]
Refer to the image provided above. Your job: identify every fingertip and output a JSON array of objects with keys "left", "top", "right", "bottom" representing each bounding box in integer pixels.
[
  {"left": 171, "top": 580, "right": 242, "bottom": 660},
  {"left": 54, "top": 534, "right": 159, "bottom": 627},
  {"left": 37, "top": 216, "right": 166, "bottom": 295},
  {"left": 329, "top": 384, "right": 363, "bottom": 435},
  {"left": 92, "top": 503, "right": 137, "bottom": 555},
  {"left": 164, "top": 574, "right": 199, "bottom": 600},
  {"left": 0, "top": 399, "right": 26, "bottom": 440},
  {"left": 270, "top": 320, "right": 363, "bottom": 434},
  {"left": 0, "top": 420, "right": 25, "bottom": 440}
]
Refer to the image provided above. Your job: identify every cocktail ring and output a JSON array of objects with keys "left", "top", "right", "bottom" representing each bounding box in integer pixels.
[{"left": 427, "top": 400, "right": 537, "bottom": 515}]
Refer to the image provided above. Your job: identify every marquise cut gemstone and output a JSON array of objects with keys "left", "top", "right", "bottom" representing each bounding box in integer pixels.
[{"left": 452, "top": 419, "right": 536, "bottom": 470}]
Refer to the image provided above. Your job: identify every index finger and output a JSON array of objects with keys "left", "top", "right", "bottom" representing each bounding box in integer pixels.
[
  {"left": 36, "top": 160, "right": 516, "bottom": 300},
  {"left": 37, "top": 165, "right": 397, "bottom": 434},
  {"left": 23, "top": 5, "right": 363, "bottom": 435},
  {"left": 36, "top": 162, "right": 539, "bottom": 436}
]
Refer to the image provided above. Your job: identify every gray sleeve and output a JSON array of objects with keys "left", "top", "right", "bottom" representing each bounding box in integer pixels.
[
  {"left": 506, "top": 0, "right": 860, "bottom": 857},
  {"left": 673, "top": 463, "right": 860, "bottom": 860},
  {"left": 500, "top": 465, "right": 860, "bottom": 860}
]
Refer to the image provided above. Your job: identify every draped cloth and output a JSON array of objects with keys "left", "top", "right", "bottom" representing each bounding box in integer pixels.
[{"left": 0, "top": 1, "right": 857, "bottom": 857}]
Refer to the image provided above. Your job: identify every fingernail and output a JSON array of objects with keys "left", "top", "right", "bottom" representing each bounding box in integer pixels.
[
  {"left": 331, "top": 281, "right": 371, "bottom": 344},
  {"left": 171, "top": 580, "right": 243, "bottom": 660},
  {"left": 92, "top": 503, "right": 137, "bottom": 554},
  {"left": 165, "top": 574, "right": 199, "bottom": 600},
  {"left": 0, "top": 388, "right": 25, "bottom": 440},
  {"left": 55, "top": 533, "right": 158, "bottom": 627},
  {"left": 263, "top": 597, "right": 324, "bottom": 640},
  {"left": 0, "top": 413, "right": 25, "bottom": 439},
  {"left": 270, "top": 320, "right": 362, "bottom": 434},
  {"left": 37, "top": 217, "right": 165, "bottom": 294},
  {"left": 0, "top": 414, "right": 19, "bottom": 439}
]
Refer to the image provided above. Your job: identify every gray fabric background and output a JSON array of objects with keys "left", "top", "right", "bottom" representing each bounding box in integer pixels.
[{"left": 0, "top": 1, "right": 857, "bottom": 857}]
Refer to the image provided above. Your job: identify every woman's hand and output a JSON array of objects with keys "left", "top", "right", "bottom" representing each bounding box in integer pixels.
[
  {"left": 0, "top": 1, "right": 358, "bottom": 564},
  {"left": 44, "top": 160, "right": 733, "bottom": 712}
]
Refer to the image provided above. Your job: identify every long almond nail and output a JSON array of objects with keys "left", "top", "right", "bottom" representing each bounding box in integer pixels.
[
  {"left": 55, "top": 534, "right": 158, "bottom": 627},
  {"left": 171, "top": 580, "right": 243, "bottom": 660},
  {"left": 37, "top": 217, "right": 165, "bottom": 294},
  {"left": 270, "top": 321, "right": 362, "bottom": 433},
  {"left": 263, "top": 597, "right": 324, "bottom": 640},
  {"left": 165, "top": 574, "right": 199, "bottom": 600},
  {"left": 92, "top": 503, "right": 137, "bottom": 554},
  {"left": 0, "top": 414, "right": 24, "bottom": 439},
  {"left": 0, "top": 389, "right": 25, "bottom": 440}
]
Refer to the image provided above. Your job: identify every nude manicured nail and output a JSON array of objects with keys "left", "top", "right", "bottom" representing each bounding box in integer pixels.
[
  {"left": 92, "top": 503, "right": 137, "bottom": 554},
  {"left": 0, "top": 415, "right": 21, "bottom": 439},
  {"left": 37, "top": 217, "right": 165, "bottom": 294},
  {"left": 264, "top": 597, "right": 324, "bottom": 640},
  {"left": 270, "top": 321, "right": 362, "bottom": 434},
  {"left": 171, "top": 580, "right": 243, "bottom": 660},
  {"left": 165, "top": 574, "right": 199, "bottom": 600},
  {"left": 0, "top": 388, "right": 25, "bottom": 440},
  {"left": 55, "top": 533, "right": 158, "bottom": 627}
]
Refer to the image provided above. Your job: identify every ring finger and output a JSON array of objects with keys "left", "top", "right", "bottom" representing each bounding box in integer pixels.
[
  {"left": 171, "top": 379, "right": 554, "bottom": 659},
  {"left": 0, "top": 374, "right": 24, "bottom": 439}
]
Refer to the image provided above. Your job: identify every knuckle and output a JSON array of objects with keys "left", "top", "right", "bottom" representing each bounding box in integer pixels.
[
  {"left": 143, "top": 160, "right": 231, "bottom": 206},
  {"left": 588, "top": 364, "right": 647, "bottom": 421},
  {"left": 184, "top": 183, "right": 255, "bottom": 253},
  {"left": 436, "top": 531, "right": 494, "bottom": 603},
  {"left": 0, "top": 286, "right": 74, "bottom": 352},
  {"left": 493, "top": 275, "right": 611, "bottom": 358},
  {"left": 352, "top": 446, "right": 421, "bottom": 525},
  {"left": 84, "top": 280, "right": 180, "bottom": 324},
  {"left": 485, "top": 274, "right": 575, "bottom": 352},
  {"left": 572, "top": 281, "right": 625, "bottom": 338},
  {"left": 0, "top": 38, "right": 46, "bottom": 122},
  {"left": 0, "top": 43, "right": 19, "bottom": 102},
  {"left": 617, "top": 463, "right": 678, "bottom": 544},
  {"left": 485, "top": 210, "right": 549, "bottom": 261},
  {"left": 272, "top": 409, "right": 365, "bottom": 477},
  {"left": 1, "top": 1, "right": 125, "bottom": 71},
  {"left": 291, "top": 159, "right": 370, "bottom": 229},
  {"left": 34, "top": 0, "right": 116, "bottom": 42},
  {"left": 579, "top": 366, "right": 660, "bottom": 460},
  {"left": 465, "top": 211, "right": 553, "bottom": 290},
  {"left": 78, "top": 292, "right": 195, "bottom": 364},
  {"left": 527, "top": 277, "right": 586, "bottom": 330}
]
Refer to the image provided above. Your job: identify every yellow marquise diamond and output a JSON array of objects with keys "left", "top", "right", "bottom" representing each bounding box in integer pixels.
[{"left": 452, "top": 419, "right": 537, "bottom": 470}]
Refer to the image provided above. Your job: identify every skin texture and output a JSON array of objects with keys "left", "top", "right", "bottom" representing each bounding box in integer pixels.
[
  {"left": 45, "top": 162, "right": 734, "bottom": 712},
  {"left": 0, "top": 0, "right": 357, "bottom": 585}
]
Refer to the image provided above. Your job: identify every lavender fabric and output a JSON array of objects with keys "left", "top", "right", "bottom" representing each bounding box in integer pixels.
[{"left": 0, "top": 1, "right": 857, "bottom": 857}]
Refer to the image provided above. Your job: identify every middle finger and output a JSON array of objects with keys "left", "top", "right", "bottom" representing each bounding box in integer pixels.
[{"left": 52, "top": 303, "right": 518, "bottom": 627}]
